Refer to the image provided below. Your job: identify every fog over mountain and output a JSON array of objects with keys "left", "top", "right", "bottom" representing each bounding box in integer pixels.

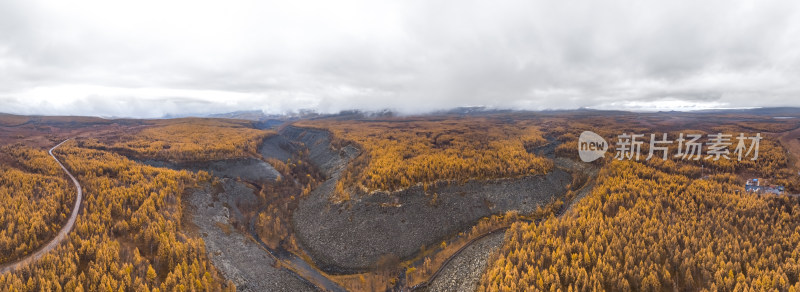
[{"left": 1, "top": 0, "right": 799, "bottom": 118}]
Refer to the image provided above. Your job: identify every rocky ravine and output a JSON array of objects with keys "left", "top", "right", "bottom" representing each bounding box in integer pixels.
[
  {"left": 186, "top": 180, "right": 317, "bottom": 292},
  {"left": 161, "top": 150, "right": 316, "bottom": 291},
  {"left": 278, "top": 126, "right": 572, "bottom": 273}
]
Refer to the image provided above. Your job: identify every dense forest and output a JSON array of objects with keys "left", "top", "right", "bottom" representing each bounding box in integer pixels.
[
  {"left": 3, "top": 112, "right": 800, "bottom": 291},
  {"left": 480, "top": 152, "right": 800, "bottom": 291},
  {"left": 0, "top": 146, "right": 75, "bottom": 263},
  {"left": 0, "top": 142, "right": 231, "bottom": 291},
  {"left": 102, "top": 118, "right": 272, "bottom": 162},
  {"left": 296, "top": 117, "right": 553, "bottom": 198}
]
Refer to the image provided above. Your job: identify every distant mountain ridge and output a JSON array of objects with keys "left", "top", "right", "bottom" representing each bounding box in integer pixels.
[{"left": 4, "top": 107, "right": 800, "bottom": 121}]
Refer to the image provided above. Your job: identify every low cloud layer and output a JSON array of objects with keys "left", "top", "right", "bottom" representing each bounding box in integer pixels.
[{"left": 1, "top": 0, "right": 799, "bottom": 118}]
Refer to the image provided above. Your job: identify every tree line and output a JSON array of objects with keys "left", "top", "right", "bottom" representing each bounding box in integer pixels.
[
  {"left": 480, "top": 157, "right": 800, "bottom": 291},
  {"left": 0, "top": 141, "right": 232, "bottom": 291},
  {"left": 95, "top": 118, "right": 272, "bottom": 162},
  {"left": 296, "top": 117, "right": 553, "bottom": 200}
]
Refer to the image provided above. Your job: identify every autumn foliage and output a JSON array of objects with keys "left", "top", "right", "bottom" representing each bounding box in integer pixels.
[
  {"left": 0, "top": 142, "right": 231, "bottom": 291},
  {"left": 255, "top": 155, "right": 324, "bottom": 250},
  {"left": 105, "top": 118, "right": 272, "bottom": 162},
  {"left": 296, "top": 117, "right": 553, "bottom": 196},
  {"left": 0, "top": 146, "right": 75, "bottom": 264},
  {"left": 480, "top": 159, "right": 800, "bottom": 291}
]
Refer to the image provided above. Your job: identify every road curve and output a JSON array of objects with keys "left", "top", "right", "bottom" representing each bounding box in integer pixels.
[{"left": 0, "top": 139, "right": 82, "bottom": 274}]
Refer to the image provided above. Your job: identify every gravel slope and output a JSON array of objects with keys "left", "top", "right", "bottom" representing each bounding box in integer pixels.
[
  {"left": 187, "top": 182, "right": 317, "bottom": 292},
  {"left": 145, "top": 158, "right": 281, "bottom": 182},
  {"left": 293, "top": 169, "right": 569, "bottom": 273},
  {"left": 424, "top": 231, "right": 506, "bottom": 292},
  {"left": 259, "top": 134, "right": 299, "bottom": 162},
  {"left": 278, "top": 126, "right": 359, "bottom": 177},
  {"left": 284, "top": 126, "right": 571, "bottom": 273}
]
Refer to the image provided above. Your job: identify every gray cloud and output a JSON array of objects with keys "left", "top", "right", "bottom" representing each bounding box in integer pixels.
[{"left": 1, "top": 0, "right": 800, "bottom": 118}]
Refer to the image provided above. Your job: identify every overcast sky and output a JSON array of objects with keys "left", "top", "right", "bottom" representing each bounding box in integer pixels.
[{"left": 1, "top": 0, "right": 799, "bottom": 118}]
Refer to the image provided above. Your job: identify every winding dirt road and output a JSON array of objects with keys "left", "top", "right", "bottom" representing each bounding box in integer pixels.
[{"left": 0, "top": 139, "right": 82, "bottom": 274}]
